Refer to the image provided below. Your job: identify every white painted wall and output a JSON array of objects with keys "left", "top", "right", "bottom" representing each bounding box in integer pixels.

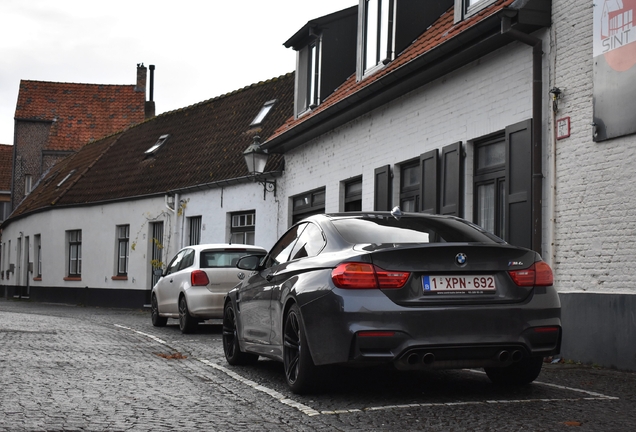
[{"left": 0, "top": 182, "right": 281, "bottom": 292}]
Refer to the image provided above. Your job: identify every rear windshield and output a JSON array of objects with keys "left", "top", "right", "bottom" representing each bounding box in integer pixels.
[
  {"left": 200, "top": 250, "right": 264, "bottom": 268},
  {"left": 331, "top": 216, "right": 504, "bottom": 245}
]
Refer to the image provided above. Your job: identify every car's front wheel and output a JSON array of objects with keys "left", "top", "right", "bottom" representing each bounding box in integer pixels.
[
  {"left": 222, "top": 301, "right": 258, "bottom": 365},
  {"left": 178, "top": 296, "right": 198, "bottom": 334},
  {"left": 151, "top": 294, "right": 167, "bottom": 327},
  {"left": 283, "top": 303, "right": 319, "bottom": 394},
  {"left": 485, "top": 356, "right": 544, "bottom": 385}
]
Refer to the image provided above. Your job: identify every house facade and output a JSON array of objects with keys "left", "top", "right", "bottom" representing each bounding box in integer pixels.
[
  {"left": 262, "top": 0, "right": 635, "bottom": 370},
  {"left": 10, "top": 64, "right": 153, "bottom": 211},
  {"left": 0, "top": 144, "right": 11, "bottom": 223},
  {"left": 1, "top": 74, "right": 294, "bottom": 307}
]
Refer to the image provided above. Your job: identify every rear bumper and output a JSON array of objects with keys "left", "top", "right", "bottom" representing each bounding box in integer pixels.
[
  {"left": 299, "top": 286, "right": 561, "bottom": 367},
  {"left": 185, "top": 286, "right": 226, "bottom": 319}
]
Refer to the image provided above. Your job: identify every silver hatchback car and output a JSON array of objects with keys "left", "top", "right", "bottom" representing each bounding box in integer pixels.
[{"left": 151, "top": 244, "right": 266, "bottom": 333}]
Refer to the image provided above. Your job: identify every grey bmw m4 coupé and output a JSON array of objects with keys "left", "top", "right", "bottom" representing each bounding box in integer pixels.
[{"left": 222, "top": 211, "right": 561, "bottom": 394}]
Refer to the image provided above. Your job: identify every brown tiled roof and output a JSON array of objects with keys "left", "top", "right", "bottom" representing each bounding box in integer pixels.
[
  {"left": 0, "top": 144, "right": 13, "bottom": 191},
  {"left": 15, "top": 80, "right": 146, "bottom": 151},
  {"left": 266, "top": 0, "right": 516, "bottom": 145},
  {"left": 4, "top": 73, "right": 294, "bottom": 223}
]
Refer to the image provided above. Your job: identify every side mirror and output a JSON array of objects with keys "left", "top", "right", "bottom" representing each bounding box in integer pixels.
[
  {"left": 236, "top": 255, "right": 262, "bottom": 271},
  {"left": 153, "top": 268, "right": 164, "bottom": 277}
]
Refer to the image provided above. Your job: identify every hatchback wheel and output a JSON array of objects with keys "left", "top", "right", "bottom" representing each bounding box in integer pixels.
[
  {"left": 222, "top": 301, "right": 258, "bottom": 365},
  {"left": 151, "top": 294, "right": 167, "bottom": 327},
  {"left": 283, "top": 304, "right": 319, "bottom": 394},
  {"left": 485, "top": 356, "right": 544, "bottom": 385},
  {"left": 178, "top": 296, "right": 198, "bottom": 334}
]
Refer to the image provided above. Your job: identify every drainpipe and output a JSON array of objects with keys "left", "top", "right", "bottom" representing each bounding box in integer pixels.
[{"left": 501, "top": 12, "right": 543, "bottom": 255}]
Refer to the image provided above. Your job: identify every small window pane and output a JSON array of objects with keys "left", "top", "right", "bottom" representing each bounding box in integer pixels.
[
  {"left": 477, "top": 142, "right": 505, "bottom": 170},
  {"left": 477, "top": 183, "right": 495, "bottom": 233}
]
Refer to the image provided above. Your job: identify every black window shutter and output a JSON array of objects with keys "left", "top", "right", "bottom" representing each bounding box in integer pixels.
[
  {"left": 505, "top": 119, "right": 532, "bottom": 250},
  {"left": 419, "top": 149, "right": 439, "bottom": 214},
  {"left": 440, "top": 142, "right": 463, "bottom": 216},
  {"left": 374, "top": 165, "right": 392, "bottom": 211}
]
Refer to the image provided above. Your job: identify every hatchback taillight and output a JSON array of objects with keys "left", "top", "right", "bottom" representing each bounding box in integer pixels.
[
  {"left": 191, "top": 270, "right": 210, "bottom": 286},
  {"left": 508, "top": 261, "right": 553, "bottom": 286},
  {"left": 331, "top": 263, "right": 410, "bottom": 289}
]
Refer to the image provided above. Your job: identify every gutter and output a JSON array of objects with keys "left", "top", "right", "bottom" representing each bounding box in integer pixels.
[{"left": 501, "top": 9, "right": 543, "bottom": 255}]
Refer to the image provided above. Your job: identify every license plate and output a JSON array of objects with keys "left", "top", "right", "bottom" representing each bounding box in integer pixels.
[{"left": 423, "top": 275, "right": 496, "bottom": 292}]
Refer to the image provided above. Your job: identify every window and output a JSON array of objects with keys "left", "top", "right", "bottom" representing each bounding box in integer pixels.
[
  {"left": 473, "top": 136, "right": 506, "bottom": 238},
  {"left": 343, "top": 177, "right": 362, "bottom": 211},
  {"left": 289, "top": 223, "right": 326, "bottom": 260},
  {"left": 454, "top": 0, "right": 496, "bottom": 22},
  {"left": 25, "top": 175, "right": 32, "bottom": 195},
  {"left": 265, "top": 223, "right": 306, "bottom": 267},
  {"left": 188, "top": 216, "right": 202, "bottom": 246},
  {"left": 145, "top": 134, "right": 169, "bottom": 155},
  {"left": 57, "top": 169, "right": 76, "bottom": 188},
  {"left": 116, "top": 225, "right": 130, "bottom": 276},
  {"left": 292, "top": 188, "right": 325, "bottom": 224},
  {"left": 231, "top": 212, "right": 255, "bottom": 245},
  {"left": 360, "top": 0, "right": 396, "bottom": 76},
  {"left": 296, "top": 36, "right": 322, "bottom": 116},
  {"left": 150, "top": 222, "right": 164, "bottom": 287},
  {"left": 67, "top": 230, "right": 82, "bottom": 277},
  {"left": 400, "top": 161, "right": 419, "bottom": 212},
  {"left": 34, "top": 234, "right": 42, "bottom": 278},
  {"left": 251, "top": 100, "right": 276, "bottom": 126},
  {"left": 201, "top": 250, "right": 263, "bottom": 268},
  {"left": 0, "top": 201, "right": 10, "bottom": 222}
]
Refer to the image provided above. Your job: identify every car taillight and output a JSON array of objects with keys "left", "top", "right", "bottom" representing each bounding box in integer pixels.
[
  {"left": 331, "top": 262, "right": 410, "bottom": 289},
  {"left": 191, "top": 270, "right": 210, "bottom": 286},
  {"left": 508, "top": 261, "right": 553, "bottom": 286}
]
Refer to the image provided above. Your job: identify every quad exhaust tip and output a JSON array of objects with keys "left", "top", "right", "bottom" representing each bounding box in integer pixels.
[{"left": 498, "top": 350, "right": 524, "bottom": 363}]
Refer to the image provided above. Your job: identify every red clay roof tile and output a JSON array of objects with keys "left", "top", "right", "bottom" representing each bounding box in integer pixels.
[{"left": 15, "top": 80, "right": 146, "bottom": 152}]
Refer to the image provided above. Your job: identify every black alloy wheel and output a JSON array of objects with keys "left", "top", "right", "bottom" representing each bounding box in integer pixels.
[
  {"left": 485, "top": 356, "right": 544, "bottom": 385},
  {"left": 151, "top": 294, "right": 167, "bottom": 327},
  {"left": 283, "top": 304, "right": 318, "bottom": 394},
  {"left": 178, "top": 296, "right": 198, "bottom": 334},
  {"left": 222, "top": 301, "right": 258, "bottom": 365}
]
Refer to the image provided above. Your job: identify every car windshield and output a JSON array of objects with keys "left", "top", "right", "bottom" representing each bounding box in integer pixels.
[
  {"left": 331, "top": 215, "right": 504, "bottom": 244},
  {"left": 200, "top": 250, "right": 261, "bottom": 268}
]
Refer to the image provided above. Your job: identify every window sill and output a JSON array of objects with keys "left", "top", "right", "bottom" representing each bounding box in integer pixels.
[
  {"left": 111, "top": 275, "right": 128, "bottom": 281},
  {"left": 33, "top": 277, "right": 42, "bottom": 282},
  {"left": 64, "top": 276, "right": 82, "bottom": 281}
]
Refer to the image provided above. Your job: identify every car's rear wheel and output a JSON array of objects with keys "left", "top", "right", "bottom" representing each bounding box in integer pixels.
[
  {"left": 178, "top": 296, "right": 198, "bottom": 334},
  {"left": 283, "top": 304, "right": 319, "bottom": 394},
  {"left": 485, "top": 356, "right": 544, "bottom": 385},
  {"left": 151, "top": 294, "right": 167, "bottom": 327},
  {"left": 222, "top": 301, "right": 258, "bottom": 365}
]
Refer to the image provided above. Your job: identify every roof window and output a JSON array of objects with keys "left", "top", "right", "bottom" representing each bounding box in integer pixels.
[
  {"left": 250, "top": 100, "right": 276, "bottom": 126},
  {"left": 145, "top": 134, "right": 170, "bottom": 155},
  {"left": 57, "top": 169, "right": 76, "bottom": 188}
]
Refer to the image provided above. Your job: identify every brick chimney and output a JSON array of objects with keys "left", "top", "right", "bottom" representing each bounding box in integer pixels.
[{"left": 135, "top": 63, "right": 147, "bottom": 93}]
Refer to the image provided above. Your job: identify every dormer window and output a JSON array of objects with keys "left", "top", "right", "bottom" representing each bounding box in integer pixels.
[
  {"left": 145, "top": 134, "right": 170, "bottom": 155},
  {"left": 359, "top": 0, "right": 396, "bottom": 78},
  {"left": 251, "top": 100, "right": 276, "bottom": 126},
  {"left": 454, "top": 0, "right": 496, "bottom": 23},
  {"left": 296, "top": 35, "right": 322, "bottom": 116}
]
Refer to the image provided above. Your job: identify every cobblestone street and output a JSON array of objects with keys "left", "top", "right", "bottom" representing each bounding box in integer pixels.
[{"left": 1, "top": 299, "right": 635, "bottom": 431}]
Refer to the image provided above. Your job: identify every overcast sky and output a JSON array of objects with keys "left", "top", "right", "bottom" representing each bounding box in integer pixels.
[{"left": 0, "top": 0, "right": 358, "bottom": 145}]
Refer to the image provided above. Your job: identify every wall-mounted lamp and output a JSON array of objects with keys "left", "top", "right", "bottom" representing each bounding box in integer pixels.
[
  {"left": 549, "top": 87, "right": 563, "bottom": 113},
  {"left": 243, "top": 135, "right": 276, "bottom": 200}
]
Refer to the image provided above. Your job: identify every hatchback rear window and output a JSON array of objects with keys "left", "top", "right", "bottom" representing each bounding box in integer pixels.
[
  {"left": 200, "top": 250, "right": 263, "bottom": 268},
  {"left": 331, "top": 215, "right": 504, "bottom": 244}
]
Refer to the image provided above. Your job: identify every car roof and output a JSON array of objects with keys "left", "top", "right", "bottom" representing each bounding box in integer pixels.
[{"left": 179, "top": 244, "right": 267, "bottom": 253}]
